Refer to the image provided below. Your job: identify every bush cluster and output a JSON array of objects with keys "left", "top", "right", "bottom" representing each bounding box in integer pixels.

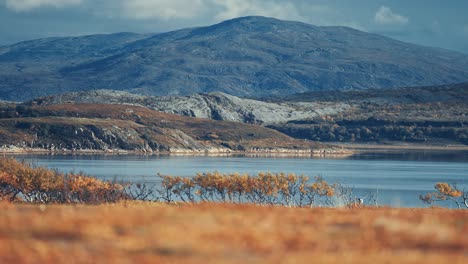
[
  {"left": 420, "top": 182, "right": 467, "bottom": 208},
  {"left": 0, "top": 158, "right": 128, "bottom": 203},
  {"left": 0, "top": 158, "right": 375, "bottom": 207},
  {"left": 3, "top": 157, "right": 467, "bottom": 209},
  {"left": 158, "top": 172, "right": 357, "bottom": 207}
]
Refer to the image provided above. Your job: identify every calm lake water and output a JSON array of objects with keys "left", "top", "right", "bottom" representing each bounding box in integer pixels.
[{"left": 7, "top": 151, "right": 468, "bottom": 208}]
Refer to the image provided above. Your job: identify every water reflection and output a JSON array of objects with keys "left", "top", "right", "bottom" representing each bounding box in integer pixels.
[{"left": 348, "top": 150, "right": 468, "bottom": 162}]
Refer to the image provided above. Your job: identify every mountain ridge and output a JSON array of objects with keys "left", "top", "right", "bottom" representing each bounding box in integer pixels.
[{"left": 1, "top": 16, "right": 468, "bottom": 101}]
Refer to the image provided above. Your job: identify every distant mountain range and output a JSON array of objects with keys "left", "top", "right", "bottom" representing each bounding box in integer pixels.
[{"left": 1, "top": 16, "right": 468, "bottom": 101}]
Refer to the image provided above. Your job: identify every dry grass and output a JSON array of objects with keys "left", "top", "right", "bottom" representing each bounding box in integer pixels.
[{"left": 0, "top": 202, "right": 466, "bottom": 264}]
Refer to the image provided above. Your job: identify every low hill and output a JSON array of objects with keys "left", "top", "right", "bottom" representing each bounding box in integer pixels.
[
  {"left": 0, "top": 103, "right": 330, "bottom": 153},
  {"left": 30, "top": 83, "right": 468, "bottom": 146},
  {"left": 269, "top": 83, "right": 468, "bottom": 146}
]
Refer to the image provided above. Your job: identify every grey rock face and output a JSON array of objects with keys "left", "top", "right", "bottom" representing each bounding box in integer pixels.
[
  {"left": 31, "top": 90, "right": 351, "bottom": 125},
  {"left": 2, "top": 16, "right": 468, "bottom": 101},
  {"left": 147, "top": 93, "right": 351, "bottom": 124}
]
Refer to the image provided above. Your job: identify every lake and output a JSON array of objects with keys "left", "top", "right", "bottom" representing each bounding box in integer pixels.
[{"left": 6, "top": 151, "right": 468, "bottom": 208}]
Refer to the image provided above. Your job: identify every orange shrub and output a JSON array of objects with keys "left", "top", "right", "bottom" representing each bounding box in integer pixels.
[
  {"left": 157, "top": 172, "right": 345, "bottom": 207},
  {"left": 0, "top": 158, "right": 127, "bottom": 204},
  {"left": 420, "top": 182, "right": 467, "bottom": 208}
]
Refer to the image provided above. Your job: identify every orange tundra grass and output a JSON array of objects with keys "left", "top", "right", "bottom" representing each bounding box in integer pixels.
[{"left": 0, "top": 202, "right": 467, "bottom": 263}]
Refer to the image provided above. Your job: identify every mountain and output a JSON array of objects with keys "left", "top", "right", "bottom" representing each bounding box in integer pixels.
[{"left": 2, "top": 16, "right": 468, "bottom": 101}]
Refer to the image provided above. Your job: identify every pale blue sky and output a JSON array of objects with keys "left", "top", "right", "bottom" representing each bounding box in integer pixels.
[{"left": 1, "top": 0, "right": 468, "bottom": 53}]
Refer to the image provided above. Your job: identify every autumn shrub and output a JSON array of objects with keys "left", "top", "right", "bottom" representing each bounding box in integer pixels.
[
  {"left": 0, "top": 158, "right": 128, "bottom": 203},
  {"left": 0, "top": 157, "right": 376, "bottom": 207},
  {"left": 65, "top": 173, "right": 128, "bottom": 203},
  {"left": 420, "top": 182, "right": 467, "bottom": 208},
  {"left": 158, "top": 172, "right": 345, "bottom": 207}
]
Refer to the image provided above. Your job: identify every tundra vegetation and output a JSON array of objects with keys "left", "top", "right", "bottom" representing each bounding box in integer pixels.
[
  {"left": 158, "top": 172, "right": 368, "bottom": 207},
  {"left": 1, "top": 158, "right": 466, "bottom": 208},
  {"left": 0, "top": 203, "right": 466, "bottom": 263},
  {"left": 0, "top": 158, "right": 127, "bottom": 203},
  {"left": 0, "top": 158, "right": 365, "bottom": 207}
]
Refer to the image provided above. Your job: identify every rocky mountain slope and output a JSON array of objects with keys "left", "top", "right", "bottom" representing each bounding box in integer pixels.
[
  {"left": 0, "top": 103, "right": 331, "bottom": 153},
  {"left": 2, "top": 16, "right": 468, "bottom": 101}
]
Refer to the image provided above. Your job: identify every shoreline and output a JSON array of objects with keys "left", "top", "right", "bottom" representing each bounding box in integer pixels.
[
  {"left": 0, "top": 146, "right": 354, "bottom": 157},
  {"left": 328, "top": 142, "right": 468, "bottom": 152},
  {"left": 2, "top": 143, "right": 468, "bottom": 156}
]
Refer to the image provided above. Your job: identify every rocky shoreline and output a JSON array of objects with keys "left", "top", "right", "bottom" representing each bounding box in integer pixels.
[{"left": 0, "top": 145, "right": 353, "bottom": 156}]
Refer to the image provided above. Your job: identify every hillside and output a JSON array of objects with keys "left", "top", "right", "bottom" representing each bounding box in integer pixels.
[
  {"left": 2, "top": 16, "right": 468, "bottom": 101},
  {"left": 268, "top": 83, "right": 468, "bottom": 145},
  {"left": 276, "top": 82, "right": 468, "bottom": 103},
  {"left": 32, "top": 83, "right": 468, "bottom": 146},
  {"left": 30, "top": 90, "right": 350, "bottom": 125},
  {"left": 0, "top": 103, "right": 330, "bottom": 153}
]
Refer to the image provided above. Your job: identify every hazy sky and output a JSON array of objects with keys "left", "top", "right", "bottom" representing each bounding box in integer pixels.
[{"left": 1, "top": 0, "right": 468, "bottom": 54}]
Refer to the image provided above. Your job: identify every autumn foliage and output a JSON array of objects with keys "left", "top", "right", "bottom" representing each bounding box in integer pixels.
[
  {"left": 0, "top": 158, "right": 127, "bottom": 203},
  {"left": 420, "top": 182, "right": 468, "bottom": 208},
  {"left": 158, "top": 172, "right": 348, "bottom": 207},
  {"left": 0, "top": 158, "right": 369, "bottom": 207},
  {"left": 6, "top": 157, "right": 467, "bottom": 209}
]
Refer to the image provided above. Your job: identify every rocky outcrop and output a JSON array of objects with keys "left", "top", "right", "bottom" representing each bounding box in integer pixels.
[
  {"left": 30, "top": 90, "right": 351, "bottom": 125},
  {"left": 148, "top": 93, "right": 351, "bottom": 125},
  {"left": 0, "top": 103, "right": 334, "bottom": 153}
]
